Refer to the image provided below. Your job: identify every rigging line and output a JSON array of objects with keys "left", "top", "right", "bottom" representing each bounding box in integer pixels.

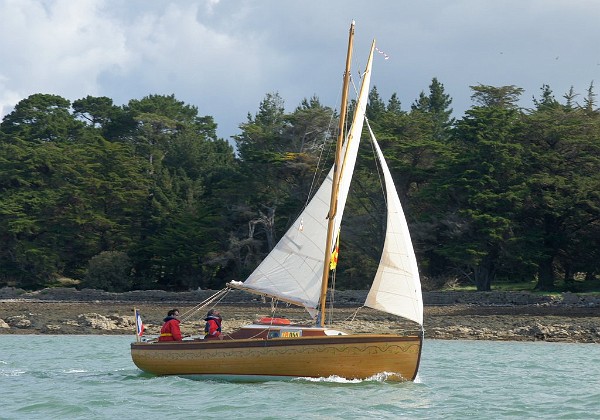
[
  {"left": 304, "top": 67, "right": 348, "bottom": 210},
  {"left": 247, "top": 329, "right": 268, "bottom": 339},
  {"left": 179, "top": 290, "right": 223, "bottom": 321},
  {"left": 304, "top": 115, "right": 335, "bottom": 209},
  {"left": 210, "top": 287, "right": 231, "bottom": 307},
  {"left": 327, "top": 269, "right": 337, "bottom": 326},
  {"left": 346, "top": 306, "right": 364, "bottom": 322},
  {"left": 179, "top": 287, "right": 230, "bottom": 323},
  {"left": 179, "top": 289, "right": 226, "bottom": 320},
  {"left": 246, "top": 298, "right": 284, "bottom": 339},
  {"left": 269, "top": 297, "right": 280, "bottom": 316},
  {"left": 315, "top": 71, "right": 357, "bottom": 200},
  {"left": 364, "top": 117, "right": 387, "bottom": 207},
  {"left": 350, "top": 70, "right": 363, "bottom": 98},
  {"left": 344, "top": 73, "right": 355, "bottom": 141}
]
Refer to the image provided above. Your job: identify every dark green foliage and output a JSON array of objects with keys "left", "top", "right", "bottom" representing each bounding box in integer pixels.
[
  {"left": 82, "top": 251, "right": 133, "bottom": 292},
  {"left": 0, "top": 128, "right": 149, "bottom": 287},
  {"left": 513, "top": 87, "right": 600, "bottom": 290},
  {"left": 1, "top": 79, "right": 599, "bottom": 293},
  {"left": 411, "top": 77, "right": 455, "bottom": 141},
  {"left": 433, "top": 90, "right": 524, "bottom": 291},
  {"left": 72, "top": 95, "right": 136, "bottom": 140},
  {"left": 1, "top": 94, "right": 84, "bottom": 142},
  {"left": 0, "top": 93, "right": 235, "bottom": 290},
  {"left": 232, "top": 93, "right": 337, "bottom": 267}
]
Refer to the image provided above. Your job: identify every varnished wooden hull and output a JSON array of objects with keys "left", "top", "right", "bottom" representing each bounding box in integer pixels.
[{"left": 130, "top": 333, "right": 423, "bottom": 381}]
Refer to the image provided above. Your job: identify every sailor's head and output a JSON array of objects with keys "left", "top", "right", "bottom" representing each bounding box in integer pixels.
[
  {"left": 168, "top": 309, "right": 180, "bottom": 317},
  {"left": 207, "top": 308, "right": 221, "bottom": 319}
]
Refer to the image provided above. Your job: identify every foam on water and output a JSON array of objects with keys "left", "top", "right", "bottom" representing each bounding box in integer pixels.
[{"left": 295, "top": 375, "right": 364, "bottom": 383}]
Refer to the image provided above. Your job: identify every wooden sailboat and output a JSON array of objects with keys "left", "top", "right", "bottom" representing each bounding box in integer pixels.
[{"left": 131, "top": 22, "right": 424, "bottom": 382}]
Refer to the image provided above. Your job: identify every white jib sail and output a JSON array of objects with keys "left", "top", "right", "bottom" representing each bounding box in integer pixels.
[
  {"left": 364, "top": 122, "right": 424, "bottom": 326},
  {"left": 239, "top": 43, "right": 376, "bottom": 313}
]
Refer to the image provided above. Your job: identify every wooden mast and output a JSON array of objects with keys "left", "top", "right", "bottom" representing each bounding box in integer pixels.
[{"left": 318, "top": 21, "right": 354, "bottom": 327}]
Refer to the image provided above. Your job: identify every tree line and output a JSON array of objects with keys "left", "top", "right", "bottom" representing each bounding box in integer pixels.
[{"left": 0, "top": 79, "right": 598, "bottom": 292}]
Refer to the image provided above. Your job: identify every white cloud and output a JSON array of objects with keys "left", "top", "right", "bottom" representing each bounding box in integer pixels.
[
  {"left": 1, "top": 0, "right": 600, "bottom": 138},
  {"left": 0, "top": 0, "right": 130, "bottom": 111}
]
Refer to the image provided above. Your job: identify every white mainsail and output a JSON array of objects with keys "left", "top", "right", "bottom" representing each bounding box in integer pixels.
[
  {"left": 236, "top": 44, "right": 375, "bottom": 312},
  {"left": 234, "top": 166, "right": 332, "bottom": 310},
  {"left": 364, "top": 122, "right": 423, "bottom": 326}
]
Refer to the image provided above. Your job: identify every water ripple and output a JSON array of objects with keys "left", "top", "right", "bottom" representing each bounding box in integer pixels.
[{"left": 1, "top": 336, "right": 599, "bottom": 419}]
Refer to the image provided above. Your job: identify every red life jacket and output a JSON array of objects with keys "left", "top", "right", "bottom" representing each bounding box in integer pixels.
[
  {"left": 204, "top": 317, "right": 222, "bottom": 339},
  {"left": 159, "top": 317, "right": 182, "bottom": 341}
]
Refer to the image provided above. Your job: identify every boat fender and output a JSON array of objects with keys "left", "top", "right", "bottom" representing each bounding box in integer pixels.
[{"left": 257, "top": 317, "right": 291, "bottom": 325}]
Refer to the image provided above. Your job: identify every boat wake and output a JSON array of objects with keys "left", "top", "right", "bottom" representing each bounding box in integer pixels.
[
  {"left": 294, "top": 372, "right": 405, "bottom": 383},
  {"left": 295, "top": 375, "right": 363, "bottom": 384}
]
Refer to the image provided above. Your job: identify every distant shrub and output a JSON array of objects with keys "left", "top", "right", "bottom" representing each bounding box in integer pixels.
[
  {"left": 46, "top": 276, "right": 81, "bottom": 288},
  {"left": 421, "top": 276, "right": 462, "bottom": 291},
  {"left": 82, "top": 251, "right": 133, "bottom": 292}
]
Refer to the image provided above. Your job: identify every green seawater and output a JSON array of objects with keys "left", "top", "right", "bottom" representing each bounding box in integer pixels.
[{"left": 1, "top": 335, "right": 599, "bottom": 419}]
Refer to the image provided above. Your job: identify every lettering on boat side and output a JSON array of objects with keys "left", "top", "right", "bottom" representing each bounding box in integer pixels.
[{"left": 280, "top": 329, "right": 302, "bottom": 338}]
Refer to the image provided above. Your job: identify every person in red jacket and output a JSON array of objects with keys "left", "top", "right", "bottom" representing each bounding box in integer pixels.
[
  {"left": 158, "top": 309, "right": 182, "bottom": 342},
  {"left": 204, "top": 309, "right": 223, "bottom": 340}
]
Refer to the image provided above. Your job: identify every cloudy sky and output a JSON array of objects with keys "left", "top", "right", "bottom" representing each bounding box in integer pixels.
[{"left": 1, "top": 0, "right": 599, "bottom": 140}]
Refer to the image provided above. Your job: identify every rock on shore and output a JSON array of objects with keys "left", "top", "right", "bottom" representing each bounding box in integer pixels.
[{"left": 0, "top": 287, "right": 599, "bottom": 343}]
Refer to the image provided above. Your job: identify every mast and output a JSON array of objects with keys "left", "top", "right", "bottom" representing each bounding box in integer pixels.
[{"left": 318, "top": 21, "right": 355, "bottom": 327}]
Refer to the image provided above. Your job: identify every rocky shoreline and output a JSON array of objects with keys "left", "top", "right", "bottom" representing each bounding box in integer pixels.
[{"left": 1, "top": 287, "right": 599, "bottom": 343}]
